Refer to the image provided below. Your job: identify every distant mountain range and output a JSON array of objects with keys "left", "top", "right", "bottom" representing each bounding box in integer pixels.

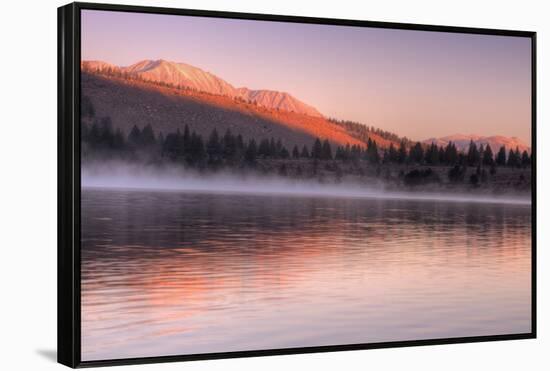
[
  {"left": 81, "top": 59, "right": 323, "bottom": 118},
  {"left": 423, "top": 134, "right": 530, "bottom": 153}
]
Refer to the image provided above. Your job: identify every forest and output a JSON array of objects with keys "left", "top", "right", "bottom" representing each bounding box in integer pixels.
[{"left": 81, "top": 109, "right": 531, "bottom": 191}]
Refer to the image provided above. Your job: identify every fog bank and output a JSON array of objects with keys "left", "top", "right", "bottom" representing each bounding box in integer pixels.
[{"left": 82, "top": 162, "right": 531, "bottom": 206}]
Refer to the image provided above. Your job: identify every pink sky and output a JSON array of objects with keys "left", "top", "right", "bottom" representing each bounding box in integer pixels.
[{"left": 81, "top": 10, "right": 532, "bottom": 143}]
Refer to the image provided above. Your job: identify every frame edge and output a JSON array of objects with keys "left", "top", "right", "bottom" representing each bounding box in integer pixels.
[
  {"left": 58, "top": 2, "right": 80, "bottom": 368},
  {"left": 74, "top": 1, "right": 536, "bottom": 36},
  {"left": 530, "top": 32, "right": 537, "bottom": 339}
]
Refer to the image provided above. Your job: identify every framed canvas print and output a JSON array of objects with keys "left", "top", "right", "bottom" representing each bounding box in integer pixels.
[{"left": 58, "top": 2, "right": 536, "bottom": 368}]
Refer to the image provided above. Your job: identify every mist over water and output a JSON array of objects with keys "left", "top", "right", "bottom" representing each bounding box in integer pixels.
[{"left": 82, "top": 162, "right": 531, "bottom": 206}]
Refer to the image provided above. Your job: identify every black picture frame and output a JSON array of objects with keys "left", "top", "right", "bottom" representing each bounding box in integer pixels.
[{"left": 58, "top": 2, "right": 537, "bottom": 368}]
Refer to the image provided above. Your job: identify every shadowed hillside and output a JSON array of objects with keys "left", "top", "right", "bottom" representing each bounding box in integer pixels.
[{"left": 81, "top": 72, "right": 377, "bottom": 149}]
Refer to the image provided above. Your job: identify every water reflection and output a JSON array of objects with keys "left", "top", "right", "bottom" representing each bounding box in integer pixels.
[{"left": 81, "top": 189, "right": 531, "bottom": 361}]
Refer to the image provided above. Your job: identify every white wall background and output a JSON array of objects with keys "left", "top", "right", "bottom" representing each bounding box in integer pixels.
[{"left": 0, "top": 0, "right": 546, "bottom": 369}]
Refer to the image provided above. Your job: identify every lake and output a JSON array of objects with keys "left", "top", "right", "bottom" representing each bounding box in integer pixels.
[{"left": 81, "top": 188, "right": 531, "bottom": 361}]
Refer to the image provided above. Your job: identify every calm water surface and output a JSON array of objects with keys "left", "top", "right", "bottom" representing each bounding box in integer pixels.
[{"left": 81, "top": 189, "right": 531, "bottom": 361}]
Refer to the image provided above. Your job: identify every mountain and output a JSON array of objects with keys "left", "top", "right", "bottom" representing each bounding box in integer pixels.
[
  {"left": 124, "top": 59, "right": 237, "bottom": 97},
  {"left": 238, "top": 88, "right": 322, "bottom": 118},
  {"left": 423, "top": 134, "right": 530, "bottom": 153},
  {"left": 80, "top": 73, "right": 370, "bottom": 150},
  {"left": 81, "top": 59, "right": 323, "bottom": 118}
]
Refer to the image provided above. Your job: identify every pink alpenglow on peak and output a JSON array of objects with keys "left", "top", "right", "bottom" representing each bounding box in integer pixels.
[
  {"left": 81, "top": 59, "right": 323, "bottom": 118},
  {"left": 423, "top": 134, "right": 530, "bottom": 153}
]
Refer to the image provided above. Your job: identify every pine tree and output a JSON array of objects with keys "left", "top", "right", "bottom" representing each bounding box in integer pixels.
[
  {"left": 507, "top": 148, "right": 518, "bottom": 167},
  {"left": 438, "top": 146, "right": 445, "bottom": 164},
  {"left": 188, "top": 132, "right": 205, "bottom": 164},
  {"left": 292, "top": 145, "right": 300, "bottom": 159},
  {"left": 482, "top": 144, "right": 494, "bottom": 166},
  {"left": 128, "top": 124, "right": 141, "bottom": 149},
  {"left": 280, "top": 146, "right": 290, "bottom": 159},
  {"left": 444, "top": 141, "right": 458, "bottom": 165},
  {"left": 223, "top": 129, "right": 237, "bottom": 160},
  {"left": 345, "top": 146, "right": 352, "bottom": 161},
  {"left": 351, "top": 145, "right": 361, "bottom": 162},
  {"left": 335, "top": 146, "right": 345, "bottom": 161},
  {"left": 457, "top": 153, "right": 466, "bottom": 166},
  {"left": 162, "top": 130, "right": 181, "bottom": 159},
  {"left": 81, "top": 95, "right": 96, "bottom": 118},
  {"left": 382, "top": 149, "right": 389, "bottom": 163},
  {"left": 365, "top": 138, "right": 373, "bottom": 160},
  {"left": 98, "top": 117, "right": 115, "bottom": 149},
  {"left": 478, "top": 144, "right": 485, "bottom": 161},
  {"left": 141, "top": 124, "right": 156, "bottom": 147},
  {"left": 367, "top": 139, "right": 380, "bottom": 164},
  {"left": 269, "top": 138, "right": 277, "bottom": 158},
  {"left": 312, "top": 138, "right": 323, "bottom": 159},
  {"left": 321, "top": 139, "right": 333, "bottom": 160},
  {"left": 410, "top": 142, "right": 424, "bottom": 164},
  {"left": 258, "top": 138, "right": 271, "bottom": 158},
  {"left": 514, "top": 147, "right": 521, "bottom": 168},
  {"left": 467, "top": 140, "right": 480, "bottom": 166},
  {"left": 183, "top": 124, "right": 191, "bottom": 149},
  {"left": 244, "top": 139, "right": 257, "bottom": 163},
  {"left": 157, "top": 132, "right": 165, "bottom": 148},
  {"left": 397, "top": 141, "right": 408, "bottom": 164},
  {"left": 388, "top": 143, "right": 398, "bottom": 163},
  {"left": 206, "top": 128, "right": 222, "bottom": 164},
  {"left": 496, "top": 146, "right": 507, "bottom": 166},
  {"left": 521, "top": 150, "right": 531, "bottom": 167},
  {"left": 425, "top": 143, "right": 439, "bottom": 165},
  {"left": 175, "top": 129, "right": 184, "bottom": 158},
  {"left": 236, "top": 134, "right": 245, "bottom": 158},
  {"left": 275, "top": 139, "right": 284, "bottom": 158},
  {"left": 300, "top": 145, "right": 310, "bottom": 158}
]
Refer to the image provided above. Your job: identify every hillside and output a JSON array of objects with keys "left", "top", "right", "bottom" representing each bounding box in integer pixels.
[{"left": 81, "top": 72, "right": 372, "bottom": 149}]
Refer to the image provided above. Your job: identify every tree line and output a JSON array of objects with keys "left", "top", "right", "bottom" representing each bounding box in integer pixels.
[
  {"left": 383, "top": 140, "right": 531, "bottom": 168},
  {"left": 329, "top": 117, "right": 412, "bottom": 147},
  {"left": 81, "top": 116, "right": 531, "bottom": 169},
  {"left": 82, "top": 119, "right": 338, "bottom": 166}
]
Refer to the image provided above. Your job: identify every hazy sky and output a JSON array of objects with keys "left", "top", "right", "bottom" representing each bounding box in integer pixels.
[{"left": 81, "top": 10, "right": 532, "bottom": 142}]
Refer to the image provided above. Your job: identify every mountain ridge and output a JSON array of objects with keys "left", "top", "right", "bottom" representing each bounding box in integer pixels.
[{"left": 81, "top": 59, "right": 323, "bottom": 118}]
